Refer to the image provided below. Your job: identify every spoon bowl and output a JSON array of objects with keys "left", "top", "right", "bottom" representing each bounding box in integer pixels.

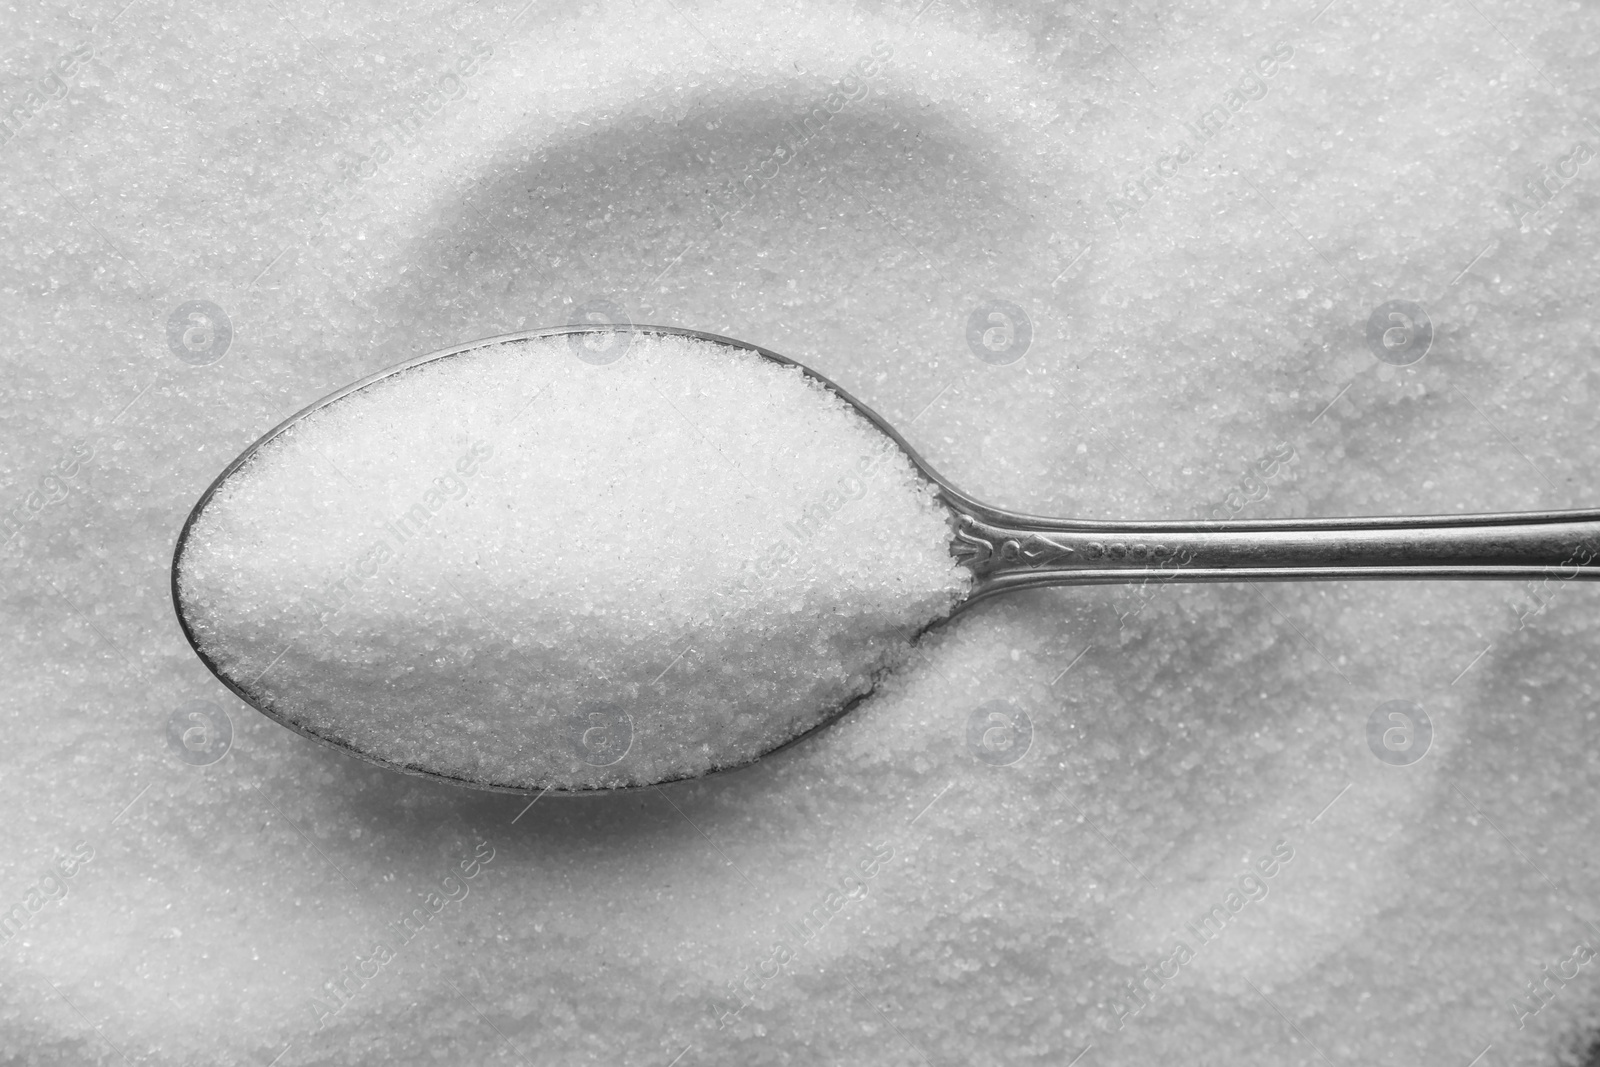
[{"left": 172, "top": 324, "right": 1600, "bottom": 795}]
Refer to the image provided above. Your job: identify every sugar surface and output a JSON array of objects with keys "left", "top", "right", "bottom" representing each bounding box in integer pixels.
[
  {"left": 176, "top": 333, "right": 969, "bottom": 791},
  {"left": 6, "top": 1, "right": 1600, "bottom": 1065}
]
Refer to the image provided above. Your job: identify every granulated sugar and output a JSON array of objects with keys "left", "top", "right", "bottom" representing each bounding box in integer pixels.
[
  {"left": 8, "top": 1, "right": 1600, "bottom": 1064},
  {"left": 175, "top": 332, "right": 969, "bottom": 791}
]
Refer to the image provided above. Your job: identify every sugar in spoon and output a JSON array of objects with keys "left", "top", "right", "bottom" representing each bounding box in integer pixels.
[{"left": 172, "top": 324, "right": 1600, "bottom": 795}]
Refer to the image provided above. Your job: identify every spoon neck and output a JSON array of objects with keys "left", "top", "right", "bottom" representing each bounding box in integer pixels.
[{"left": 947, "top": 502, "right": 1600, "bottom": 606}]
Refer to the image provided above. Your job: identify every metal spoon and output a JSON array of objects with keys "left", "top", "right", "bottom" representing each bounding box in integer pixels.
[{"left": 172, "top": 324, "right": 1600, "bottom": 795}]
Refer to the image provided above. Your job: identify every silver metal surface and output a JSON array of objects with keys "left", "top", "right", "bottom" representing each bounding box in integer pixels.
[{"left": 947, "top": 508, "right": 1600, "bottom": 610}]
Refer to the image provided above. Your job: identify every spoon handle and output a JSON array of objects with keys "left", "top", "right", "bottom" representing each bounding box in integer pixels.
[{"left": 949, "top": 505, "right": 1600, "bottom": 606}]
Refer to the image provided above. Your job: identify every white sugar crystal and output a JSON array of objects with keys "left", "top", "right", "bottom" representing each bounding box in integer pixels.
[
  {"left": 8, "top": 2, "right": 1600, "bottom": 1064},
  {"left": 176, "top": 332, "right": 969, "bottom": 790}
]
